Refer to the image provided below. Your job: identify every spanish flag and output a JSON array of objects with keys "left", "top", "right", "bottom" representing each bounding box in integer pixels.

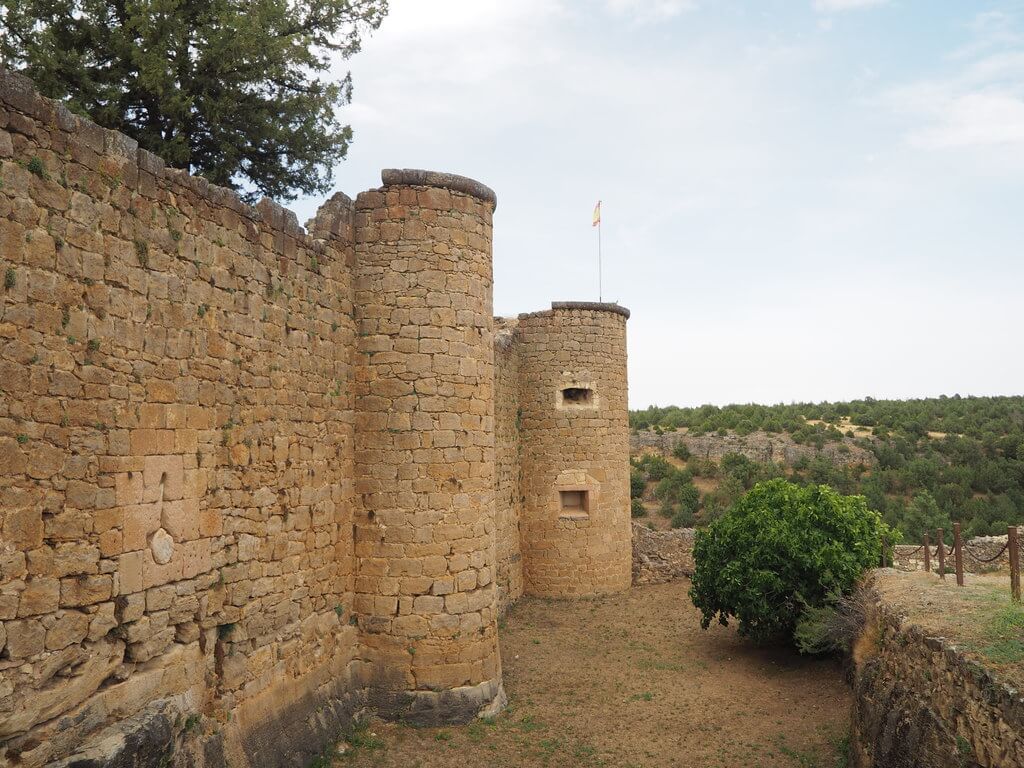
[{"left": 592, "top": 200, "right": 601, "bottom": 227}]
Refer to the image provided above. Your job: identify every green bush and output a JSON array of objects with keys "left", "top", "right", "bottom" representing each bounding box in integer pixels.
[
  {"left": 655, "top": 468, "right": 700, "bottom": 521},
  {"left": 687, "top": 457, "right": 717, "bottom": 478},
  {"left": 671, "top": 507, "right": 695, "bottom": 528},
  {"left": 672, "top": 442, "right": 691, "bottom": 461},
  {"left": 630, "top": 468, "right": 647, "bottom": 499},
  {"left": 636, "top": 454, "right": 673, "bottom": 482},
  {"left": 631, "top": 498, "right": 646, "bottom": 518},
  {"left": 689, "top": 479, "right": 897, "bottom": 647},
  {"left": 699, "top": 476, "right": 744, "bottom": 521}
]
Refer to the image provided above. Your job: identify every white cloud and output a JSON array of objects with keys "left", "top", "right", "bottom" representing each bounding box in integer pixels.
[
  {"left": 885, "top": 16, "right": 1024, "bottom": 157},
  {"left": 907, "top": 91, "right": 1024, "bottom": 149},
  {"left": 605, "top": 0, "right": 698, "bottom": 22},
  {"left": 951, "top": 11, "right": 1022, "bottom": 60},
  {"left": 813, "top": 0, "right": 888, "bottom": 12}
]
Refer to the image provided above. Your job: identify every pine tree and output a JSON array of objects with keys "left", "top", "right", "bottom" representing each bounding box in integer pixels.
[{"left": 1, "top": 0, "right": 387, "bottom": 202}]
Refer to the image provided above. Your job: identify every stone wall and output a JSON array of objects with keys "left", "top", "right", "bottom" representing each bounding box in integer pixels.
[
  {"left": 0, "top": 66, "right": 362, "bottom": 768},
  {"left": 851, "top": 578, "right": 1024, "bottom": 767},
  {"left": 493, "top": 319, "right": 523, "bottom": 612},
  {"left": 631, "top": 429, "right": 876, "bottom": 468},
  {"left": 631, "top": 523, "right": 695, "bottom": 584}
]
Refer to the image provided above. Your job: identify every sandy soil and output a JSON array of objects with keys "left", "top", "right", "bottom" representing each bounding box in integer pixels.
[{"left": 338, "top": 581, "right": 851, "bottom": 768}]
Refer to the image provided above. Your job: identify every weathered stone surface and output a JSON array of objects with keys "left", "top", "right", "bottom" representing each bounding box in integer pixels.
[
  {"left": 631, "top": 429, "right": 876, "bottom": 468},
  {"left": 352, "top": 173, "right": 503, "bottom": 712},
  {"left": 850, "top": 579, "right": 1024, "bottom": 767},
  {"left": 17, "top": 577, "right": 60, "bottom": 617},
  {"left": 149, "top": 528, "right": 174, "bottom": 565},
  {"left": 380, "top": 168, "right": 497, "bottom": 209},
  {"left": 5, "top": 619, "right": 45, "bottom": 658},
  {"left": 631, "top": 523, "right": 695, "bottom": 584}
]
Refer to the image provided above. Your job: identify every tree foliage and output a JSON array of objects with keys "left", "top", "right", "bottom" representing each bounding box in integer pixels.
[
  {"left": 900, "top": 491, "right": 951, "bottom": 542},
  {"left": 689, "top": 479, "right": 897, "bottom": 646},
  {"left": 1, "top": 0, "right": 387, "bottom": 201},
  {"left": 630, "top": 468, "right": 647, "bottom": 499}
]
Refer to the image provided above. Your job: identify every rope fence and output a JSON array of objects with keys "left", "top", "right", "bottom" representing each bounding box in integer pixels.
[
  {"left": 963, "top": 540, "right": 1010, "bottom": 564},
  {"left": 886, "top": 524, "right": 1021, "bottom": 603}
]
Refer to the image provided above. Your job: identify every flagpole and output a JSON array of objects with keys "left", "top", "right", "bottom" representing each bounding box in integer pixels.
[{"left": 598, "top": 215, "right": 603, "bottom": 302}]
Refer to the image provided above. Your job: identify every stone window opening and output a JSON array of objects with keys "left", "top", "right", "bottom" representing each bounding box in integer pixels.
[
  {"left": 560, "top": 387, "right": 594, "bottom": 407},
  {"left": 559, "top": 489, "right": 590, "bottom": 516}
]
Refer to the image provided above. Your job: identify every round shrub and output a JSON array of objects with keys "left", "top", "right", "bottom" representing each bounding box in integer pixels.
[
  {"left": 631, "top": 498, "right": 647, "bottom": 518},
  {"left": 689, "top": 478, "right": 896, "bottom": 646},
  {"left": 672, "top": 442, "right": 691, "bottom": 461},
  {"left": 630, "top": 468, "right": 647, "bottom": 499}
]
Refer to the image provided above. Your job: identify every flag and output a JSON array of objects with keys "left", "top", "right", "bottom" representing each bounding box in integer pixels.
[{"left": 592, "top": 200, "right": 601, "bottom": 227}]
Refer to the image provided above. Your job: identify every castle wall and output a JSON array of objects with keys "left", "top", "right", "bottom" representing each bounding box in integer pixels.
[
  {"left": 1, "top": 66, "right": 634, "bottom": 767},
  {"left": 0, "top": 69, "right": 361, "bottom": 767},
  {"left": 351, "top": 170, "right": 504, "bottom": 722},
  {"left": 493, "top": 319, "right": 524, "bottom": 612},
  {"left": 514, "top": 304, "right": 632, "bottom": 597}
]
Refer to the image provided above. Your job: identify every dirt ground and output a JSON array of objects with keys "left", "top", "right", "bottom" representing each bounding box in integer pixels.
[{"left": 337, "top": 581, "right": 851, "bottom": 768}]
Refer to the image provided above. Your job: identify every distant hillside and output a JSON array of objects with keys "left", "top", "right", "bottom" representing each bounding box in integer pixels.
[{"left": 628, "top": 395, "right": 1024, "bottom": 541}]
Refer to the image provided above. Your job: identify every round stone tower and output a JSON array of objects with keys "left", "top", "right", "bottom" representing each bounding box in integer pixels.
[
  {"left": 351, "top": 169, "right": 504, "bottom": 723},
  {"left": 517, "top": 302, "right": 632, "bottom": 597}
]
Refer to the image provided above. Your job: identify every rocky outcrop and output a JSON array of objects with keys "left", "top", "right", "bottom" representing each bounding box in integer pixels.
[{"left": 631, "top": 430, "right": 876, "bottom": 468}]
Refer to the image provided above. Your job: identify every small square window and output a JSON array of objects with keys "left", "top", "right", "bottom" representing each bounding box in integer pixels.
[
  {"left": 559, "top": 490, "right": 589, "bottom": 514},
  {"left": 560, "top": 387, "right": 593, "bottom": 407}
]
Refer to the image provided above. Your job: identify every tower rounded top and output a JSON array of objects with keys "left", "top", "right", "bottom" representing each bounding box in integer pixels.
[
  {"left": 381, "top": 168, "right": 497, "bottom": 209},
  {"left": 550, "top": 301, "right": 630, "bottom": 319}
]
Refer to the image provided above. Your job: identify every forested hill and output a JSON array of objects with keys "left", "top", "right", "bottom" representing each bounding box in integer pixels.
[{"left": 628, "top": 395, "right": 1024, "bottom": 540}]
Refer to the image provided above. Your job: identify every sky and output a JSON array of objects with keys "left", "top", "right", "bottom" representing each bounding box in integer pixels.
[{"left": 289, "top": 0, "right": 1024, "bottom": 410}]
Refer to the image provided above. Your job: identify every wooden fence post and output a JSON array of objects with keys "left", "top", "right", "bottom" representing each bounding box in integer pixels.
[
  {"left": 954, "top": 522, "right": 964, "bottom": 587},
  {"left": 936, "top": 528, "right": 945, "bottom": 580},
  {"left": 923, "top": 532, "right": 931, "bottom": 574},
  {"left": 1009, "top": 525, "right": 1020, "bottom": 604}
]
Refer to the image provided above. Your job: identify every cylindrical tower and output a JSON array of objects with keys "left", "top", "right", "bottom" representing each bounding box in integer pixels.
[
  {"left": 351, "top": 169, "right": 503, "bottom": 723},
  {"left": 517, "top": 302, "right": 632, "bottom": 597}
]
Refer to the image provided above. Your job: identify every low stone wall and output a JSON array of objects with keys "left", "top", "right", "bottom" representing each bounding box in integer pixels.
[
  {"left": 893, "top": 533, "right": 1021, "bottom": 574},
  {"left": 851, "top": 576, "right": 1024, "bottom": 767},
  {"left": 631, "top": 523, "right": 695, "bottom": 584}
]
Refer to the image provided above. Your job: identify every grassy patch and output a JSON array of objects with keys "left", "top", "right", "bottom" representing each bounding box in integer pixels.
[
  {"left": 979, "top": 604, "right": 1024, "bottom": 664},
  {"left": 341, "top": 720, "right": 385, "bottom": 758}
]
